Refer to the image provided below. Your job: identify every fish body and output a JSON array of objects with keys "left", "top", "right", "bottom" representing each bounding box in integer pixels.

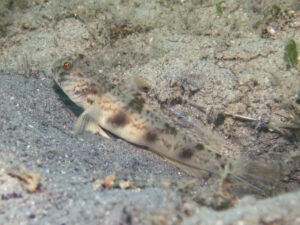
[{"left": 52, "top": 55, "right": 281, "bottom": 191}]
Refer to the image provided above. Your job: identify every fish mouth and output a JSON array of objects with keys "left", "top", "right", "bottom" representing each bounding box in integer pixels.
[{"left": 57, "top": 72, "right": 70, "bottom": 83}]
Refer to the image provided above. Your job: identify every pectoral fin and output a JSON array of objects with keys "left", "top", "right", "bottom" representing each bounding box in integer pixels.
[
  {"left": 73, "top": 106, "right": 110, "bottom": 138},
  {"left": 85, "top": 122, "right": 110, "bottom": 138}
]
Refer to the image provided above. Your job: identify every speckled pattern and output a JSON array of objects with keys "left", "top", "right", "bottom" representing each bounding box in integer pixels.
[{"left": 52, "top": 55, "right": 235, "bottom": 181}]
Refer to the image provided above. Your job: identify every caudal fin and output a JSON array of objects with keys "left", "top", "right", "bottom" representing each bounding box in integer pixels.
[{"left": 228, "top": 158, "right": 287, "bottom": 197}]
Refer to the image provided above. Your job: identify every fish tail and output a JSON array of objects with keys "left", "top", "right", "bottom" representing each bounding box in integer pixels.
[{"left": 227, "top": 158, "right": 285, "bottom": 196}]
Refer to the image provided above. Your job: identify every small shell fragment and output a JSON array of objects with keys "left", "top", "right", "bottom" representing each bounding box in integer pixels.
[{"left": 7, "top": 171, "right": 40, "bottom": 193}]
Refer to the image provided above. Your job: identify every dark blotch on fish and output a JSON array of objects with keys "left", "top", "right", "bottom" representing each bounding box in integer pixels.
[
  {"left": 144, "top": 131, "right": 158, "bottom": 142},
  {"left": 74, "top": 87, "right": 98, "bottom": 97},
  {"left": 89, "top": 88, "right": 98, "bottom": 94},
  {"left": 179, "top": 148, "right": 194, "bottom": 159},
  {"left": 196, "top": 143, "right": 204, "bottom": 151},
  {"left": 108, "top": 111, "right": 129, "bottom": 127},
  {"left": 215, "top": 153, "right": 222, "bottom": 160},
  {"left": 164, "top": 123, "right": 177, "bottom": 135},
  {"left": 77, "top": 72, "right": 85, "bottom": 77},
  {"left": 128, "top": 93, "right": 145, "bottom": 113},
  {"left": 87, "top": 98, "right": 94, "bottom": 104}
]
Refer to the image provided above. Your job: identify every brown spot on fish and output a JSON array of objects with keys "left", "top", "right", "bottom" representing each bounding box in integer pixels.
[
  {"left": 108, "top": 111, "right": 129, "bottom": 127},
  {"left": 77, "top": 72, "right": 84, "bottom": 77},
  {"left": 179, "top": 148, "right": 194, "bottom": 159},
  {"left": 74, "top": 89, "right": 85, "bottom": 96},
  {"left": 144, "top": 131, "right": 158, "bottom": 142},
  {"left": 203, "top": 158, "right": 210, "bottom": 164},
  {"left": 90, "top": 88, "right": 98, "bottom": 94},
  {"left": 164, "top": 123, "right": 177, "bottom": 135},
  {"left": 74, "top": 87, "right": 98, "bottom": 97},
  {"left": 196, "top": 143, "right": 204, "bottom": 151},
  {"left": 128, "top": 94, "right": 145, "bottom": 113},
  {"left": 87, "top": 98, "right": 94, "bottom": 104},
  {"left": 215, "top": 153, "right": 222, "bottom": 160}
]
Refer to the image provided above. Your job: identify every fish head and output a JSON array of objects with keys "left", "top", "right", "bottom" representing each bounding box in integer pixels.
[
  {"left": 51, "top": 55, "right": 101, "bottom": 108},
  {"left": 52, "top": 56, "right": 74, "bottom": 87}
]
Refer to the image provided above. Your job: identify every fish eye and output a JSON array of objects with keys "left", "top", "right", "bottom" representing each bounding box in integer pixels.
[{"left": 62, "top": 62, "right": 71, "bottom": 70}]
